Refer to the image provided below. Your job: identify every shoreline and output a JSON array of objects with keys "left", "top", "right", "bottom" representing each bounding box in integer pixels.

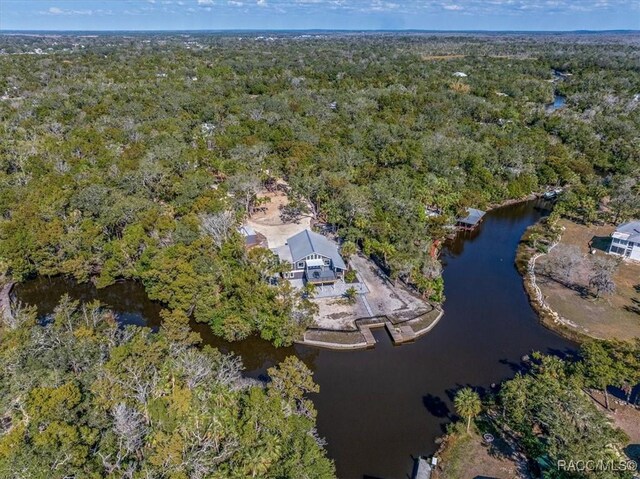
[
  {"left": 515, "top": 218, "right": 591, "bottom": 344},
  {"left": 297, "top": 307, "right": 444, "bottom": 350},
  {"left": 4, "top": 191, "right": 556, "bottom": 351},
  {"left": 298, "top": 192, "right": 551, "bottom": 350}
]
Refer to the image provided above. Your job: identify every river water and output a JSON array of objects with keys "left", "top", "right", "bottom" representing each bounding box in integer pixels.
[{"left": 15, "top": 199, "right": 574, "bottom": 479}]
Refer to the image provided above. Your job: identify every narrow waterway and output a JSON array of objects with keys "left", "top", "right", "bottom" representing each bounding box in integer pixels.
[
  {"left": 547, "top": 94, "right": 566, "bottom": 111},
  {"left": 15, "top": 199, "right": 574, "bottom": 479}
]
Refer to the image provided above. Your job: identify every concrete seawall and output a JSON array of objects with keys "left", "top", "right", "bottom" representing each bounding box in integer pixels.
[{"left": 297, "top": 307, "right": 444, "bottom": 350}]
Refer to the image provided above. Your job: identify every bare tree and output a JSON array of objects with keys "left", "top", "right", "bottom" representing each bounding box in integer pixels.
[
  {"left": 213, "top": 354, "right": 244, "bottom": 390},
  {"left": 112, "top": 403, "right": 147, "bottom": 456},
  {"left": 199, "top": 211, "right": 236, "bottom": 248},
  {"left": 227, "top": 174, "right": 262, "bottom": 216},
  {"left": 179, "top": 423, "right": 239, "bottom": 479},
  {"left": 609, "top": 176, "right": 640, "bottom": 223},
  {"left": 543, "top": 245, "right": 582, "bottom": 287},
  {"left": 589, "top": 256, "right": 617, "bottom": 298},
  {"left": 176, "top": 350, "right": 213, "bottom": 390},
  {"left": 2, "top": 301, "right": 36, "bottom": 331},
  {"left": 279, "top": 196, "right": 311, "bottom": 223}
]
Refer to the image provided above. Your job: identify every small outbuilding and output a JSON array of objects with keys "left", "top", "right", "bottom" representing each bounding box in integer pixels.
[
  {"left": 456, "top": 207, "right": 486, "bottom": 230},
  {"left": 239, "top": 225, "right": 268, "bottom": 249}
]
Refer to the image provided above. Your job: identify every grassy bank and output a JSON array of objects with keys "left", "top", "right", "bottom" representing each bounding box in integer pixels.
[
  {"left": 516, "top": 213, "right": 590, "bottom": 343},
  {"left": 517, "top": 213, "right": 640, "bottom": 343},
  {"left": 432, "top": 422, "right": 523, "bottom": 479}
]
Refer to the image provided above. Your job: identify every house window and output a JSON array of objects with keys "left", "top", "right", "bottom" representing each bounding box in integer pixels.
[{"left": 298, "top": 262, "right": 305, "bottom": 269}]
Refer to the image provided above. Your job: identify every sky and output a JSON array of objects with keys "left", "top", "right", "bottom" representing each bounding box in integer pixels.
[{"left": 0, "top": 0, "right": 638, "bottom": 31}]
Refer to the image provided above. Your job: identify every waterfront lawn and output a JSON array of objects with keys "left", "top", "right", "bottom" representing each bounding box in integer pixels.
[
  {"left": 433, "top": 424, "right": 522, "bottom": 479},
  {"left": 536, "top": 219, "right": 640, "bottom": 341}
]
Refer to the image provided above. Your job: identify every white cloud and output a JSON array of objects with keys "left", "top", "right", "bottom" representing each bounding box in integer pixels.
[
  {"left": 45, "top": 6, "right": 96, "bottom": 15},
  {"left": 38, "top": 0, "right": 636, "bottom": 22}
]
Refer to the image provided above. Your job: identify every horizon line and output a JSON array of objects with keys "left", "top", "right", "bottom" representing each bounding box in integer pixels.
[{"left": 1, "top": 28, "right": 639, "bottom": 34}]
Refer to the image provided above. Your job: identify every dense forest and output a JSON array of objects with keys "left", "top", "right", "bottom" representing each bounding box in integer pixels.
[
  {"left": 0, "top": 298, "right": 335, "bottom": 477},
  {"left": 0, "top": 33, "right": 639, "bottom": 345}
]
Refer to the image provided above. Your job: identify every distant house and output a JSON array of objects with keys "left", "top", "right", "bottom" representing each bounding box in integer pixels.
[
  {"left": 456, "top": 208, "right": 486, "bottom": 229},
  {"left": 608, "top": 221, "right": 640, "bottom": 261},
  {"left": 274, "top": 229, "right": 347, "bottom": 284}
]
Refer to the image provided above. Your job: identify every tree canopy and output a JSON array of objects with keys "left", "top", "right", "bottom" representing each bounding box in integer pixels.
[
  {"left": 0, "top": 32, "right": 638, "bottom": 343},
  {"left": 0, "top": 298, "right": 335, "bottom": 478}
]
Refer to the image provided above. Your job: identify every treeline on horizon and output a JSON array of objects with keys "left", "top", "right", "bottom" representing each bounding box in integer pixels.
[{"left": 0, "top": 33, "right": 639, "bottom": 346}]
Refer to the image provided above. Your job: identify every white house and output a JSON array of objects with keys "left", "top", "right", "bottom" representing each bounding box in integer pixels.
[{"left": 608, "top": 221, "right": 640, "bottom": 261}]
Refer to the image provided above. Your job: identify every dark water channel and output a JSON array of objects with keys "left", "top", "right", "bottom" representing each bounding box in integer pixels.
[
  {"left": 15, "top": 199, "right": 574, "bottom": 479},
  {"left": 547, "top": 94, "right": 566, "bottom": 111}
]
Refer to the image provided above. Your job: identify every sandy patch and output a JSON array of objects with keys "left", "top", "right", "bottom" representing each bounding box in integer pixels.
[
  {"left": 246, "top": 191, "right": 311, "bottom": 248},
  {"left": 433, "top": 429, "right": 526, "bottom": 479},
  {"left": 588, "top": 390, "right": 640, "bottom": 464},
  {"left": 313, "top": 295, "right": 369, "bottom": 330},
  {"left": 350, "top": 253, "right": 431, "bottom": 321}
]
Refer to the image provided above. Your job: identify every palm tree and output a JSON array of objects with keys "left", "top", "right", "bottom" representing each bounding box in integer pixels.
[
  {"left": 454, "top": 387, "right": 482, "bottom": 433},
  {"left": 340, "top": 240, "right": 357, "bottom": 262}
]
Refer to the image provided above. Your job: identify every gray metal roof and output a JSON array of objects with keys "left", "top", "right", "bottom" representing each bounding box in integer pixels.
[
  {"left": 413, "top": 458, "right": 432, "bottom": 479},
  {"left": 457, "top": 207, "right": 486, "bottom": 226},
  {"left": 615, "top": 221, "right": 640, "bottom": 242},
  {"left": 286, "top": 229, "right": 347, "bottom": 270},
  {"left": 239, "top": 225, "right": 256, "bottom": 237}
]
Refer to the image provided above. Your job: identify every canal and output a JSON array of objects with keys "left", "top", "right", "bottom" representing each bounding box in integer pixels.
[{"left": 15, "top": 199, "right": 574, "bottom": 479}]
